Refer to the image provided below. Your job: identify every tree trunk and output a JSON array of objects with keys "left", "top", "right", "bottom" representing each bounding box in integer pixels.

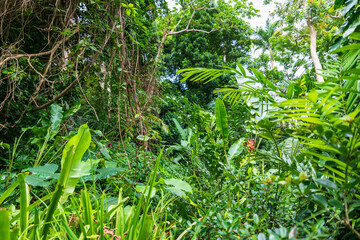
[
  {"left": 270, "top": 59, "right": 275, "bottom": 69},
  {"left": 223, "top": 46, "right": 226, "bottom": 62},
  {"left": 307, "top": 19, "right": 324, "bottom": 82},
  {"left": 269, "top": 47, "right": 275, "bottom": 69}
]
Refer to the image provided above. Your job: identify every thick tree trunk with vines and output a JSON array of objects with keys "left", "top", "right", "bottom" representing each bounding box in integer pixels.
[{"left": 307, "top": 19, "right": 324, "bottom": 83}]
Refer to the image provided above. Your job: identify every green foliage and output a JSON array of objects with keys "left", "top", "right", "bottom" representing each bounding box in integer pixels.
[
  {"left": 270, "top": 0, "right": 341, "bottom": 82},
  {"left": 178, "top": 63, "right": 285, "bottom": 106},
  {"left": 24, "top": 164, "right": 59, "bottom": 187},
  {"left": 332, "top": 0, "right": 360, "bottom": 38},
  {"left": 42, "top": 124, "right": 91, "bottom": 239},
  {"left": 0, "top": 124, "right": 190, "bottom": 240},
  {"left": 253, "top": 19, "right": 280, "bottom": 68},
  {"left": 0, "top": 209, "right": 10, "bottom": 240},
  {"left": 215, "top": 97, "right": 229, "bottom": 139},
  {"left": 161, "top": 0, "right": 256, "bottom": 106},
  {"left": 174, "top": 30, "right": 360, "bottom": 239},
  {"left": 1, "top": 1, "right": 360, "bottom": 239}
]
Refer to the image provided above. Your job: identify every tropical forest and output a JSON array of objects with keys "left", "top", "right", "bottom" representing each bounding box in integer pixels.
[{"left": 1, "top": 0, "right": 360, "bottom": 239}]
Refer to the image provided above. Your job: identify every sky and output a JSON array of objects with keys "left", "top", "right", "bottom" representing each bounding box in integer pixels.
[
  {"left": 248, "top": 1, "right": 305, "bottom": 76},
  {"left": 248, "top": 0, "right": 276, "bottom": 29},
  {"left": 248, "top": 0, "right": 277, "bottom": 62},
  {"left": 167, "top": 0, "right": 275, "bottom": 29}
]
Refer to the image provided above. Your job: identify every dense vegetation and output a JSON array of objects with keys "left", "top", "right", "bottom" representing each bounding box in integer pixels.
[{"left": 0, "top": 0, "right": 360, "bottom": 239}]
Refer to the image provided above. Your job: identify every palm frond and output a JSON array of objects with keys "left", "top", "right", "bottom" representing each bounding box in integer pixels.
[{"left": 177, "top": 64, "right": 285, "bottom": 107}]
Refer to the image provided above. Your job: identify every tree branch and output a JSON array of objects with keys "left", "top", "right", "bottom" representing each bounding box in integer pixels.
[
  {"left": 168, "top": 7, "right": 215, "bottom": 35},
  {"left": 0, "top": 31, "right": 77, "bottom": 67},
  {"left": 27, "top": 7, "right": 119, "bottom": 113},
  {"left": 169, "top": 28, "right": 216, "bottom": 35}
]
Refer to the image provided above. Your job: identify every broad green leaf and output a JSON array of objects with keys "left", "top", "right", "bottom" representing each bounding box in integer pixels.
[
  {"left": 279, "top": 226, "right": 287, "bottom": 238},
  {"left": 308, "top": 90, "right": 318, "bottom": 103},
  {"left": 60, "top": 124, "right": 91, "bottom": 169},
  {"left": 95, "top": 167, "right": 125, "bottom": 180},
  {"left": 42, "top": 124, "right": 91, "bottom": 239},
  {"left": 50, "top": 104, "right": 63, "bottom": 127},
  {"left": 253, "top": 214, "right": 259, "bottom": 224},
  {"left": 299, "top": 183, "right": 307, "bottom": 195},
  {"left": 136, "top": 185, "right": 156, "bottom": 198},
  {"left": 215, "top": 98, "right": 229, "bottom": 138},
  {"left": 259, "top": 131, "right": 276, "bottom": 140},
  {"left": 0, "top": 142, "right": 10, "bottom": 149},
  {"left": 314, "top": 219, "right": 325, "bottom": 232},
  {"left": 60, "top": 124, "right": 92, "bottom": 201},
  {"left": 105, "top": 161, "right": 117, "bottom": 168},
  {"left": 287, "top": 83, "right": 295, "bottom": 99},
  {"left": 93, "top": 130, "right": 103, "bottom": 136},
  {"left": 314, "top": 178, "right": 338, "bottom": 189},
  {"left": 311, "top": 194, "right": 328, "bottom": 208},
  {"left": 94, "top": 139, "right": 111, "bottom": 160},
  {"left": 267, "top": 230, "right": 281, "bottom": 240},
  {"left": 172, "top": 118, "right": 186, "bottom": 140},
  {"left": 349, "top": 32, "right": 360, "bottom": 41},
  {"left": 136, "top": 135, "right": 150, "bottom": 142},
  {"left": 258, "top": 233, "right": 266, "bottom": 240},
  {"left": 332, "top": 43, "right": 360, "bottom": 53},
  {"left": 164, "top": 178, "right": 192, "bottom": 194},
  {"left": 329, "top": 199, "right": 343, "bottom": 210},
  {"left": 257, "top": 119, "right": 276, "bottom": 130},
  {"left": 63, "top": 104, "right": 81, "bottom": 118},
  {"left": 25, "top": 164, "right": 58, "bottom": 179},
  {"left": 49, "top": 104, "right": 63, "bottom": 138},
  {"left": 165, "top": 187, "right": 186, "bottom": 197},
  {"left": 228, "top": 138, "right": 245, "bottom": 161},
  {"left": 25, "top": 175, "right": 50, "bottom": 187}
]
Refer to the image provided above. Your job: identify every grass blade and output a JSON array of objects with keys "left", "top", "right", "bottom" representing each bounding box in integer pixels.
[
  {"left": 0, "top": 209, "right": 10, "bottom": 240},
  {"left": 0, "top": 179, "right": 19, "bottom": 205},
  {"left": 18, "top": 173, "right": 29, "bottom": 236},
  {"left": 41, "top": 124, "right": 91, "bottom": 240}
]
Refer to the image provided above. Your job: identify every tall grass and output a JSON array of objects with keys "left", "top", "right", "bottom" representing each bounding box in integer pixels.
[{"left": 0, "top": 124, "right": 173, "bottom": 239}]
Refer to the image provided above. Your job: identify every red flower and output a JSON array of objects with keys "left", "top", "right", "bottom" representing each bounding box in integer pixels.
[{"left": 245, "top": 139, "right": 256, "bottom": 153}]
